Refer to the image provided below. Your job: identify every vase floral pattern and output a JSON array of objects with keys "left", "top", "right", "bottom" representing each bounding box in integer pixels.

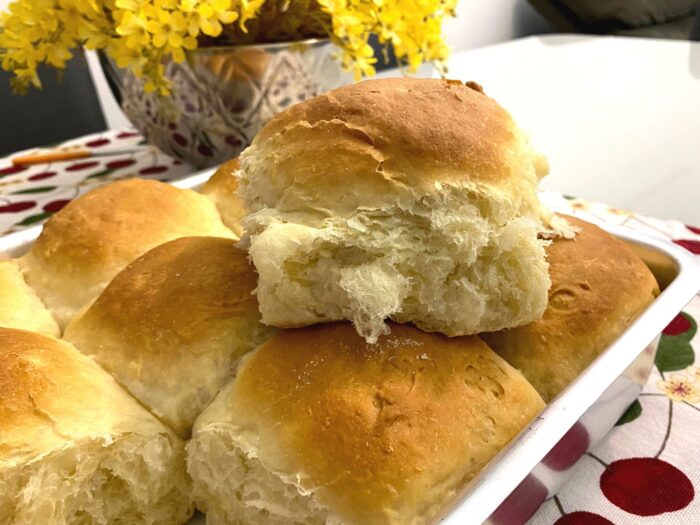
[{"left": 103, "top": 40, "right": 350, "bottom": 168}]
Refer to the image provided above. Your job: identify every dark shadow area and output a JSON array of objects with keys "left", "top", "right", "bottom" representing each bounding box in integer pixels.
[
  {"left": 528, "top": 0, "right": 698, "bottom": 39},
  {"left": 0, "top": 51, "right": 106, "bottom": 156},
  {"left": 514, "top": 0, "right": 556, "bottom": 37}
]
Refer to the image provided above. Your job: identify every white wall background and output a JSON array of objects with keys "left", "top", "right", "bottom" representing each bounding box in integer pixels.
[
  {"left": 444, "top": 0, "right": 551, "bottom": 51},
  {"left": 0, "top": 0, "right": 551, "bottom": 128}
]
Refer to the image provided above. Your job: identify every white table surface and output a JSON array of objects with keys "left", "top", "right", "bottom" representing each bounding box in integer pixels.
[{"left": 443, "top": 35, "right": 700, "bottom": 225}]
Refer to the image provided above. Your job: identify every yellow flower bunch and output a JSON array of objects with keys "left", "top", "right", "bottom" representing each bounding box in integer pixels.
[
  {"left": 318, "top": 0, "right": 457, "bottom": 78},
  {"left": 0, "top": 0, "right": 113, "bottom": 92},
  {"left": 0, "top": 0, "right": 456, "bottom": 93}
]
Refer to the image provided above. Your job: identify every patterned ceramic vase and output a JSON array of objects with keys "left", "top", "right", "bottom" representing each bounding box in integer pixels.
[{"left": 100, "top": 39, "right": 351, "bottom": 168}]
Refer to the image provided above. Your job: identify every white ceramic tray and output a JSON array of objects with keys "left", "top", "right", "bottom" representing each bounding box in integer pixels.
[{"left": 2, "top": 169, "right": 699, "bottom": 525}]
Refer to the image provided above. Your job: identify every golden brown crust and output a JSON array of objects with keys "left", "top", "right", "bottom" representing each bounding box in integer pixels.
[
  {"left": 19, "top": 179, "right": 235, "bottom": 328},
  {"left": 258, "top": 77, "right": 516, "bottom": 184},
  {"left": 241, "top": 78, "right": 548, "bottom": 215},
  {"left": 64, "top": 236, "right": 272, "bottom": 437},
  {"left": 482, "top": 215, "right": 660, "bottom": 402},
  {"left": 71, "top": 236, "right": 257, "bottom": 347},
  {"left": 29, "top": 179, "right": 234, "bottom": 278},
  {"left": 0, "top": 328, "right": 174, "bottom": 463},
  {"left": 201, "top": 157, "right": 246, "bottom": 236},
  {"left": 228, "top": 323, "right": 544, "bottom": 524}
]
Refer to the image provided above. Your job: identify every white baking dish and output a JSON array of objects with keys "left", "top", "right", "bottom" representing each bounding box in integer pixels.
[{"left": 2, "top": 169, "right": 698, "bottom": 525}]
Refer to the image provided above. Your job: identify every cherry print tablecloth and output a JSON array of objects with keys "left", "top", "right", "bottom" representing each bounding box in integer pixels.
[
  {"left": 530, "top": 193, "right": 700, "bottom": 525},
  {"left": 0, "top": 129, "right": 193, "bottom": 235},
  {"left": 1, "top": 131, "right": 700, "bottom": 525}
]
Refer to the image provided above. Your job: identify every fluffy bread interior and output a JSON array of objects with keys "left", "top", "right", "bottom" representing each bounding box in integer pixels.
[
  {"left": 0, "top": 328, "right": 193, "bottom": 525},
  {"left": 236, "top": 78, "right": 558, "bottom": 341},
  {"left": 243, "top": 186, "right": 550, "bottom": 343},
  {"left": 0, "top": 434, "right": 191, "bottom": 525},
  {"left": 187, "top": 412, "right": 335, "bottom": 525},
  {"left": 0, "top": 260, "right": 59, "bottom": 337}
]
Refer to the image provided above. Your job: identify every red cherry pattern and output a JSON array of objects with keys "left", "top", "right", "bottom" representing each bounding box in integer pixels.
[
  {"left": 600, "top": 457, "right": 694, "bottom": 516},
  {"left": 116, "top": 131, "right": 140, "bottom": 139},
  {"left": 66, "top": 161, "right": 100, "bottom": 172},
  {"left": 105, "top": 159, "right": 136, "bottom": 170},
  {"left": 554, "top": 511, "right": 614, "bottom": 525},
  {"left": 225, "top": 135, "right": 243, "bottom": 147},
  {"left": 490, "top": 474, "right": 548, "bottom": 525},
  {"left": 197, "top": 144, "right": 213, "bottom": 157},
  {"left": 663, "top": 312, "right": 693, "bottom": 336},
  {"left": 0, "top": 201, "right": 36, "bottom": 213},
  {"left": 673, "top": 239, "right": 700, "bottom": 255},
  {"left": 85, "top": 138, "right": 110, "bottom": 148},
  {"left": 173, "top": 133, "right": 188, "bottom": 147},
  {"left": 543, "top": 422, "right": 590, "bottom": 471},
  {"left": 140, "top": 166, "right": 168, "bottom": 175},
  {"left": 29, "top": 171, "right": 57, "bottom": 181},
  {"left": 43, "top": 199, "right": 70, "bottom": 213},
  {"left": 0, "top": 164, "right": 28, "bottom": 177}
]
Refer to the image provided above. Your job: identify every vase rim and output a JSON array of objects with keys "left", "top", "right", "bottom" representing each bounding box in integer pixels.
[{"left": 192, "top": 37, "right": 331, "bottom": 54}]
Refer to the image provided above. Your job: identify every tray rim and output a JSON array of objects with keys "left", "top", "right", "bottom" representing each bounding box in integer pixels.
[
  {"left": 1, "top": 169, "right": 699, "bottom": 524},
  {"left": 440, "top": 219, "right": 700, "bottom": 524}
]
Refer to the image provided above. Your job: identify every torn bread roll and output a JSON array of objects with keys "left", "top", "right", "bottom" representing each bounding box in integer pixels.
[
  {"left": 64, "top": 236, "right": 274, "bottom": 438},
  {"left": 237, "top": 78, "right": 555, "bottom": 342},
  {"left": 187, "top": 322, "right": 544, "bottom": 525},
  {"left": 482, "top": 215, "right": 659, "bottom": 402},
  {"left": 19, "top": 179, "right": 235, "bottom": 329},
  {"left": 0, "top": 328, "right": 192, "bottom": 524}
]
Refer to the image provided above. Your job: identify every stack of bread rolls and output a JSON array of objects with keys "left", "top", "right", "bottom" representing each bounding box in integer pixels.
[{"left": 0, "top": 78, "right": 658, "bottom": 525}]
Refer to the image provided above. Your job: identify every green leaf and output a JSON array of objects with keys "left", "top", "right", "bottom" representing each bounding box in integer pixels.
[
  {"left": 655, "top": 335, "right": 695, "bottom": 372},
  {"left": 15, "top": 211, "right": 51, "bottom": 226},
  {"left": 616, "top": 399, "right": 642, "bottom": 426},
  {"left": 12, "top": 186, "right": 57, "bottom": 195},
  {"left": 200, "top": 131, "right": 215, "bottom": 149},
  {"left": 170, "top": 146, "right": 186, "bottom": 160},
  {"left": 87, "top": 168, "right": 115, "bottom": 179}
]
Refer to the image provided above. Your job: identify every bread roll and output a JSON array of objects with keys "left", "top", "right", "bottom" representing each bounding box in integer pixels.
[
  {"left": 0, "top": 259, "right": 58, "bottom": 336},
  {"left": 482, "top": 215, "right": 659, "bottom": 402},
  {"left": 0, "top": 328, "right": 192, "bottom": 524},
  {"left": 238, "top": 78, "right": 554, "bottom": 342},
  {"left": 188, "top": 323, "right": 544, "bottom": 525},
  {"left": 64, "top": 236, "right": 274, "bottom": 438},
  {"left": 202, "top": 157, "right": 246, "bottom": 236},
  {"left": 19, "top": 179, "right": 235, "bottom": 329}
]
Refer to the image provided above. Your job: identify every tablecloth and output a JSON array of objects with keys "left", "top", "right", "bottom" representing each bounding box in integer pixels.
[{"left": 1, "top": 130, "right": 699, "bottom": 525}]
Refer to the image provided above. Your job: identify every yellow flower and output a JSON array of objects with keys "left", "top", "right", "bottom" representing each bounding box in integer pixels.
[
  {"left": 179, "top": 0, "right": 239, "bottom": 37},
  {"left": 658, "top": 374, "right": 700, "bottom": 403},
  {"left": 1, "top": 0, "right": 456, "bottom": 95},
  {"left": 145, "top": 9, "right": 188, "bottom": 48},
  {"left": 318, "top": 0, "right": 455, "bottom": 79},
  {"left": 115, "top": 10, "right": 151, "bottom": 49}
]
